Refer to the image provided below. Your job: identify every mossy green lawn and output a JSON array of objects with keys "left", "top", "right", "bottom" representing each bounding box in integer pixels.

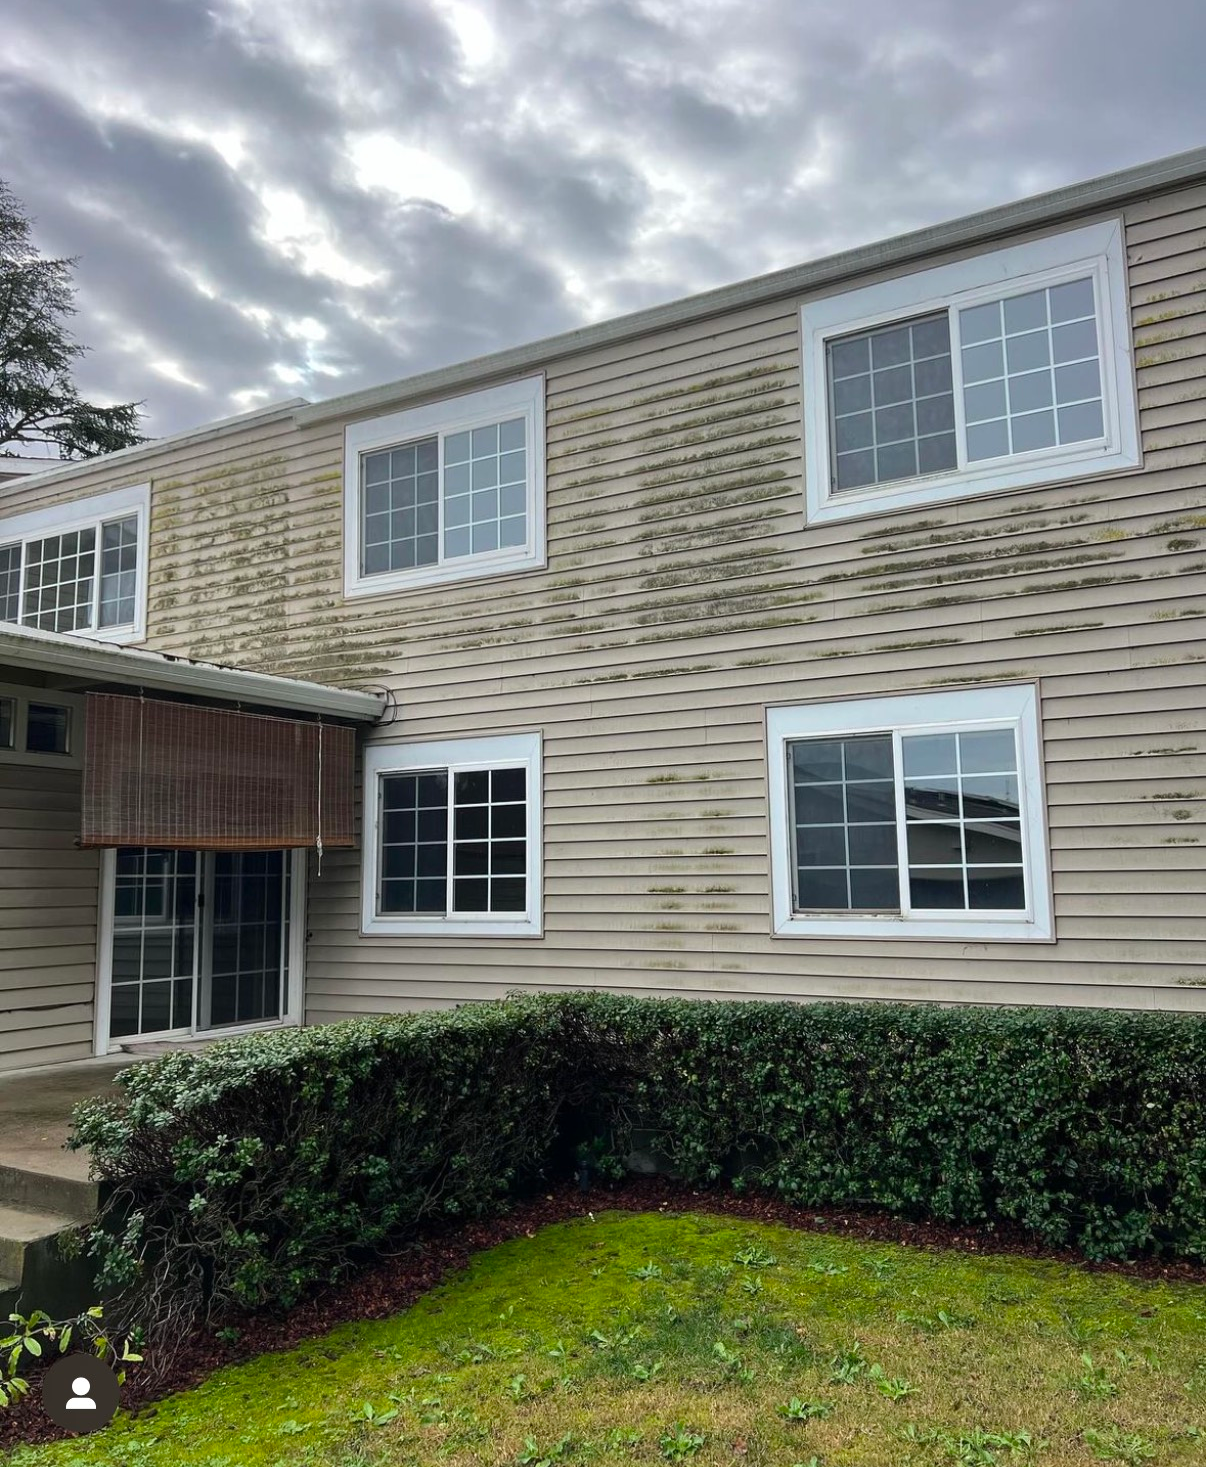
[{"left": 9, "top": 1211, "right": 1206, "bottom": 1467}]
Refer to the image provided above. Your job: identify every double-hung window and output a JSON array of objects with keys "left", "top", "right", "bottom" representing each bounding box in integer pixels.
[
  {"left": 362, "top": 733, "right": 543, "bottom": 937},
  {"left": 801, "top": 221, "right": 1140, "bottom": 523},
  {"left": 344, "top": 377, "right": 545, "bottom": 597},
  {"left": 767, "top": 684, "right": 1052, "bottom": 940},
  {"left": 0, "top": 484, "right": 149, "bottom": 640}
]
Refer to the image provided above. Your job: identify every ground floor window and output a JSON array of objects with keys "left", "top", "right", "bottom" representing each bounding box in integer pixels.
[
  {"left": 766, "top": 684, "right": 1052, "bottom": 941},
  {"left": 362, "top": 732, "right": 543, "bottom": 938},
  {"left": 105, "top": 847, "right": 299, "bottom": 1042}
]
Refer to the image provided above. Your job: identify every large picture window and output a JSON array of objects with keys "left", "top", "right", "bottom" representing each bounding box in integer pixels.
[
  {"left": 801, "top": 221, "right": 1139, "bottom": 524},
  {"left": 767, "top": 684, "right": 1052, "bottom": 940},
  {"left": 344, "top": 377, "right": 545, "bottom": 598},
  {"left": 0, "top": 484, "right": 149, "bottom": 640},
  {"left": 362, "top": 732, "right": 543, "bottom": 937}
]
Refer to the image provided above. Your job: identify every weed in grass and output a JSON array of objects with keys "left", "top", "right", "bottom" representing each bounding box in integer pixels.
[
  {"left": 632, "top": 1261, "right": 664, "bottom": 1281},
  {"left": 828, "top": 1341, "right": 868, "bottom": 1384},
  {"left": 1083, "top": 1426, "right": 1158, "bottom": 1463},
  {"left": 868, "top": 1364, "right": 915, "bottom": 1400},
  {"left": 658, "top": 1424, "right": 706, "bottom": 1459},
  {"left": 779, "top": 1397, "right": 833, "bottom": 1422},
  {"left": 1075, "top": 1352, "right": 1120, "bottom": 1399},
  {"left": 517, "top": 1432, "right": 574, "bottom": 1466},
  {"left": 734, "top": 1242, "right": 778, "bottom": 1268}
]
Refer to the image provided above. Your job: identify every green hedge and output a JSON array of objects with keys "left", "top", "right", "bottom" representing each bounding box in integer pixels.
[{"left": 71, "top": 994, "right": 1206, "bottom": 1328}]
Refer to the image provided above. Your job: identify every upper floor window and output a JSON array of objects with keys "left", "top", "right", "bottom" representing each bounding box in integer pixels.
[
  {"left": 0, "top": 484, "right": 149, "bottom": 641},
  {"left": 801, "top": 221, "right": 1140, "bottom": 524},
  {"left": 343, "top": 376, "right": 546, "bottom": 598}
]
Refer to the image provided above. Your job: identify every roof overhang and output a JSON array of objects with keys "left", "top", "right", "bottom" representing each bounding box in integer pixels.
[
  {"left": 294, "top": 144, "right": 1206, "bottom": 429},
  {"left": 0, "top": 622, "right": 385, "bottom": 723}
]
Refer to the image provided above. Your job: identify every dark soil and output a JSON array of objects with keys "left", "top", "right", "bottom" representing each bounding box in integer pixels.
[{"left": 4, "top": 1177, "right": 1205, "bottom": 1453}]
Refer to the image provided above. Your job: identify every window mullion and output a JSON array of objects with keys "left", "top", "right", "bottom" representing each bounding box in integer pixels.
[
  {"left": 88, "top": 523, "right": 100, "bottom": 632},
  {"left": 436, "top": 433, "right": 446, "bottom": 570},
  {"left": 445, "top": 767, "right": 456, "bottom": 919},
  {"left": 891, "top": 729, "right": 911, "bottom": 917},
  {"left": 16, "top": 538, "right": 28, "bottom": 627},
  {"left": 949, "top": 303, "right": 972, "bottom": 466}
]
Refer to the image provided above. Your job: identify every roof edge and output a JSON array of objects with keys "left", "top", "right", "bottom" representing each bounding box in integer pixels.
[
  {"left": 2, "top": 397, "right": 309, "bottom": 494},
  {"left": 0, "top": 622, "right": 384, "bottom": 722},
  {"left": 295, "top": 144, "right": 1206, "bottom": 429}
]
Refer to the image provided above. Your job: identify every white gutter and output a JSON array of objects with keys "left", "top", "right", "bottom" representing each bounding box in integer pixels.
[
  {"left": 295, "top": 144, "right": 1206, "bottom": 428},
  {"left": 0, "top": 622, "right": 384, "bottom": 722}
]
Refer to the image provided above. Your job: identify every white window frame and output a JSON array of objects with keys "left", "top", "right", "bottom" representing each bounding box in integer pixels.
[
  {"left": 362, "top": 731, "right": 543, "bottom": 938},
  {"left": 801, "top": 221, "right": 1140, "bottom": 525},
  {"left": 0, "top": 681, "right": 83, "bottom": 768},
  {"left": 0, "top": 483, "right": 150, "bottom": 642},
  {"left": 343, "top": 376, "right": 546, "bottom": 599},
  {"left": 767, "top": 683, "right": 1053, "bottom": 941}
]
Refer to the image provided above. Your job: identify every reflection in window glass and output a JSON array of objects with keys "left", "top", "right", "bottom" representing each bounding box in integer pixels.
[
  {"left": 25, "top": 703, "right": 70, "bottom": 755},
  {"left": 827, "top": 312, "right": 957, "bottom": 492},
  {"left": 903, "top": 727, "right": 1025, "bottom": 911}
]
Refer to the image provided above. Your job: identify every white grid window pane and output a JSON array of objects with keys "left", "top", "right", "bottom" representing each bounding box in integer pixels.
[
  {"left": 960, "top": 276, "right": 1103, "bottom": 463},
  {"left": 22, "top": 528, "right": 97, "bottom": 632},
  {"left": 902, "top": 729, "right": 1025, "bottom": 911},
  {"left": 827, "top": 312, "right": 957, "bottom": 492},
  {"left": 452, "top": 765, "right": 528, "bottom": 913},
  {"left": 0, "top": 544, "right": 19, "bottom": 623},
  {"left": 790, "top": 734, "right": 899, "bottom": 911},
  {"left": 379, "top": 771, "right": 449, "bottom": 915},
  {"left": 443, "top": 416, "right": 526, "bottom": 560},
  {"left": 361, "top": 437, "right": 439, "bottom": 577},
  {"left": 98, "top": 516, "right": 140, "bottom": 628}
]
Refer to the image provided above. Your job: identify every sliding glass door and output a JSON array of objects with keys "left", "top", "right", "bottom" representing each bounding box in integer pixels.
[{"left": 106, "top": 848, "right": 296, "bottom": 1043}]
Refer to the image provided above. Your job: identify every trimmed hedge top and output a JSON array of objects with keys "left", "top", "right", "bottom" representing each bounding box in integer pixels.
[{"left": 71, "top": 995, "right": 1206, "bottom": 1328}]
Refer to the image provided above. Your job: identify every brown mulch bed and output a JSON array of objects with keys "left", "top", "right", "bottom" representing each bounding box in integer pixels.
[{"left": 4, "top": 1177, "right": 1206, "bottom": 1452}]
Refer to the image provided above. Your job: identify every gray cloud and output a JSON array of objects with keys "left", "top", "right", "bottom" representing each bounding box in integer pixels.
[{"left": 1, "top": 0, "right": 1204, "bottom": 439}]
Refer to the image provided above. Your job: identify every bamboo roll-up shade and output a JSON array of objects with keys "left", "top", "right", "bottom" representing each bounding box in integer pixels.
[{"left": 81, "top": 692, "right": 355, "bottom": 850}]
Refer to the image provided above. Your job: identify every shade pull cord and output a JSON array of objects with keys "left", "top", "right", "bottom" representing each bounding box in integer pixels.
[{"left": 316, "top": 720, "right": 324, "bottom": 876}]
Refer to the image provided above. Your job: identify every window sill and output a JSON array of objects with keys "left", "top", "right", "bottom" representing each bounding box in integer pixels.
[
  {"left": 774, "top": 913, "right": 1054, "bottom": 942},
  {"left": 345, "top": 546, "right": 545, "bottom": 600},
  {"left": 361, "top": 915, "right": 543, "bottom": 939},
  {"left": 805, "top": 444, "right": 1141, "bottom": 526}
]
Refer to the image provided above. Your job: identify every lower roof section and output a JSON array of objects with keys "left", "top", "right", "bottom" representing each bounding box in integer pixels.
[{"left": 0, "top": 621, "right": 385, "bottom": 723}]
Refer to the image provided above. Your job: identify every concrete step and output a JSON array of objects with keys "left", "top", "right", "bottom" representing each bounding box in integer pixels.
[
  {"left": 0, "top": 1162, "right": 98, "bottom": 1222},
  {"left": 0, "top": 1202, "right": 80, "bottom": 1283},
  {"left": 0, "top": 1199, "right": 96, "bottom": 1318},
  {"left": 0, "top": 1275, "right": 19, "bottom": 1316}
]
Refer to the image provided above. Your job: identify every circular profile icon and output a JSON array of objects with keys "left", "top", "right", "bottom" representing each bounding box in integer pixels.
[{"left": 41, "top": 1353, "right": 120, "bottom": 1433}]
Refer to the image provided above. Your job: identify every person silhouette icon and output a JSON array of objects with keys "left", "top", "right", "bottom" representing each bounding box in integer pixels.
[{"left": 65, "top": 1377, "right": 96, "bottom": 1411}]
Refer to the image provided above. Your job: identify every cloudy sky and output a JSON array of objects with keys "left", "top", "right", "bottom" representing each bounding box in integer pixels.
[{"left": 2, "top": 0, "right": 1205, "bottom": 440}]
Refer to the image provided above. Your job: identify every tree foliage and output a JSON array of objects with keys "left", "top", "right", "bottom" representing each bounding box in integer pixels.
[{"left": 0, "top": 179, "right": 144, "bottom": 460}]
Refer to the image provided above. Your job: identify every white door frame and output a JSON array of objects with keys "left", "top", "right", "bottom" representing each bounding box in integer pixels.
[{"left": 93, "top": 848, "right": 307, "bottom": 1057}]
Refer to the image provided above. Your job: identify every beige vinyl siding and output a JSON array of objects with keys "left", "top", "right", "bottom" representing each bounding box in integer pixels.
[
  {"left": 0, "top": 763, "right": 98, "bottom": 1071},
  {"left": 3, "top": 182, "right": 1205, "bottom": 1023}
]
